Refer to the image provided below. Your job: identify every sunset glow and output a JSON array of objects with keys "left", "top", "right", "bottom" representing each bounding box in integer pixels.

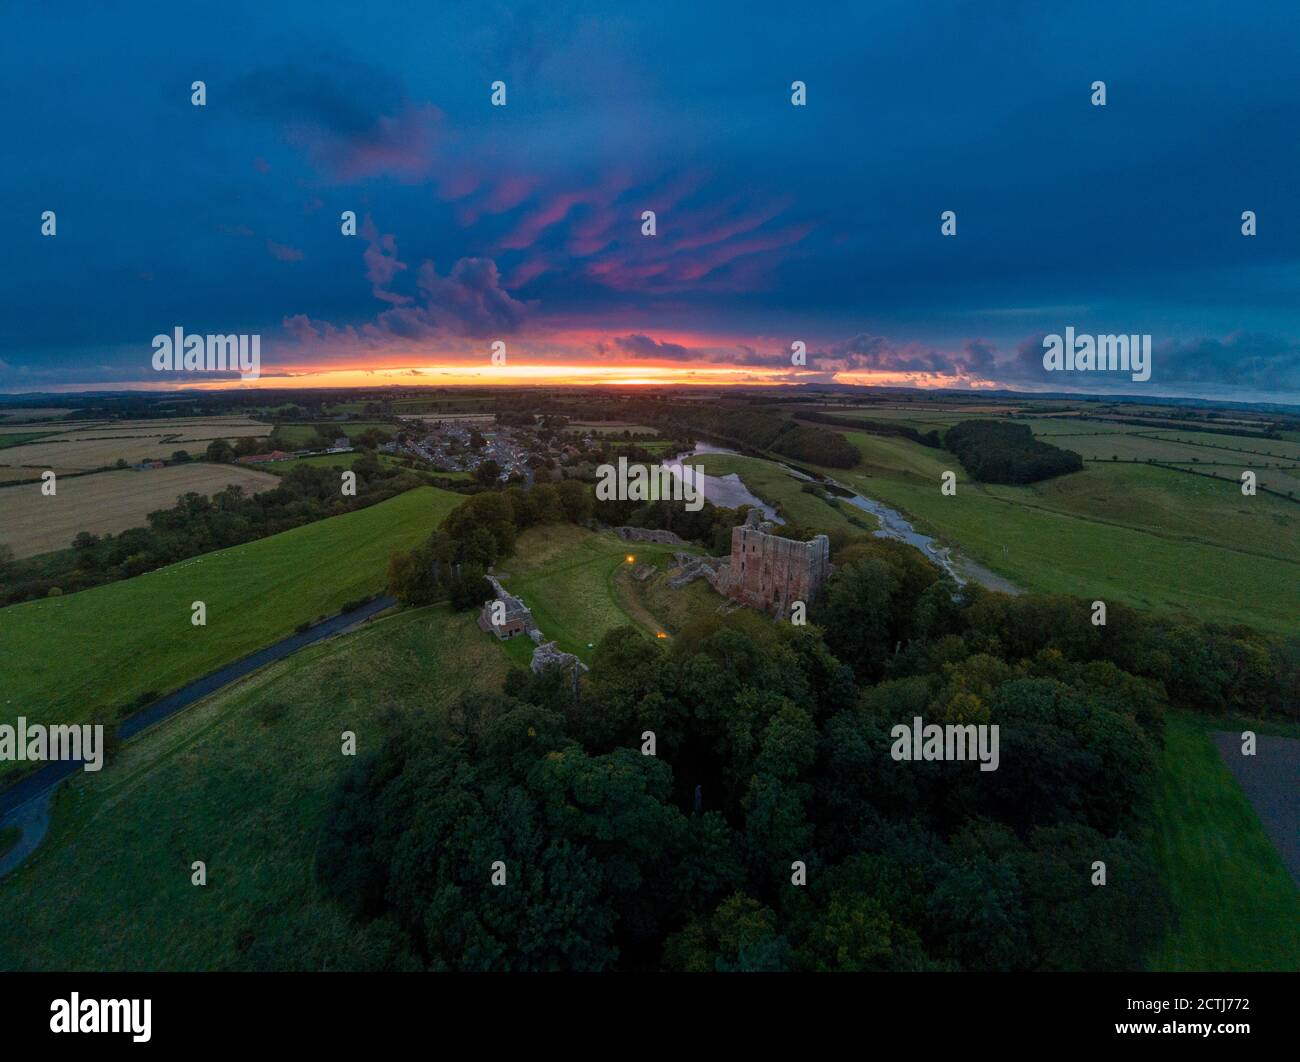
[{"left": 159, "top": 361, "right": 828, "bottom": 392}]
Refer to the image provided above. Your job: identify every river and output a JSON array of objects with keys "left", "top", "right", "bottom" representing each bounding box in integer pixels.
[
  {"left": 660, "top": 443, "right": 783, "bottom": 522},
  {"left": 664, "top": 444, "right": 1017, "bottom": 593}
]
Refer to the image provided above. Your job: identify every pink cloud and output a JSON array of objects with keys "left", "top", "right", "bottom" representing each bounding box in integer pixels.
[
  {"left": 360, "top": 218, "right": 410, "bottom": 304},
  {"left": 266, "top": 238, "right": 304, "bottom": 262}
]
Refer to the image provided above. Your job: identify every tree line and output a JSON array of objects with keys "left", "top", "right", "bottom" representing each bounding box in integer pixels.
[{"left": 944, "top": 420, "right": 1084, "bottom": 484}]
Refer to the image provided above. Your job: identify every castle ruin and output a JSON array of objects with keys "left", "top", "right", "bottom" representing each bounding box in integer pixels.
[
  {"left": 677, "top": 510, "right": 829, "bottom": 619},
  {"left": 477, "top": 575, "right": 538, "bottom": 640}
]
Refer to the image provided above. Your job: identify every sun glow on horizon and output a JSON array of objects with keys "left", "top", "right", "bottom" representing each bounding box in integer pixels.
[
  {"left": 32, "top": 357, "right": 1003, "bottom": 394},
  {"left": 165, "top": 361, "right": 821, "bottom": 391}
]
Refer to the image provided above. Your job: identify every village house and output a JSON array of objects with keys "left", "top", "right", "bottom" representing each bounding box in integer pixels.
[
  {"left": 236, "top": 450, "right": 292, "bottom": 465},
  {"left": 476, "top": 575, "right": 538, "bottom": 640}
]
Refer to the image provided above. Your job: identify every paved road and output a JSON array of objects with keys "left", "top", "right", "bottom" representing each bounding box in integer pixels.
[
  {"left": 1212, "top": 730, "right": 1300, "bottom": 886},
  {"left": 0, "top": 595, "right": 395, "bottom": 875}
]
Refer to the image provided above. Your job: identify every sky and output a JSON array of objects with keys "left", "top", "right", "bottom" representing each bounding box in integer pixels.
[{"left": 4, "top": 0, "right": 1300, "bottom": 401}]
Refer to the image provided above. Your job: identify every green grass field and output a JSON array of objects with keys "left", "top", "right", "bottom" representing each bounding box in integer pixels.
[
  {"left": 0, "top": 487, "right": 462, "bottom": 745},
  {"left": 1061, "top": 432, "right": 1300, "bottom": 466},
  {"left": 811, "top": 431, "right": 1299, "bottom": 633},
  {"left": 1141, "top": 431, "right": 1300, "bottom": 461},
  {"left": 0, "top": 606, "right": 508, "bottom": 971},
  {"left": 263, "top": 452, "right": 409, "bottom": 475},
  {"left": 682, "top": 453, "right": 867, "bottom": 533},
  {"left": 1022, "top": 418, "right": 1137, "bottom": 436},
  {"left": 495, "top": 525, "right": 716, "bottom": 660},
  {"left": 1150, "top": 714, "right": 1300, "bottom": 971},
  {"left": 0, "top": 432, "right": 55, "bottom": 449},
  {"left": 270, "top": 421, "right": 396, "bottom": 446}
]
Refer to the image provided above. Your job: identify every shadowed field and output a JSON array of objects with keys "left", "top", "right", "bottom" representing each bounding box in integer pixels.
[{"left": 0, "top": 606, "right": 508, "bottom": 971}]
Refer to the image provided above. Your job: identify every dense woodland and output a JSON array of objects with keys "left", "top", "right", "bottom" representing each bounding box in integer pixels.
[
  {"left": 305, "top": 500, "right": 1299, "bottom": 972},
  {"left": 944, "top": 420, "right": 1084, "bottom": 484}
]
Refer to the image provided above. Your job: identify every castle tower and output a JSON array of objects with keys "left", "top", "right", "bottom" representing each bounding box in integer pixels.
[{"left": 723, "top": 511, "right": 830, "bottom": 617}]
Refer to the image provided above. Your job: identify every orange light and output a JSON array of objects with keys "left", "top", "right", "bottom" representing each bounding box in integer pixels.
[
  {"left": 655, "top": 631, "right": 668, "bottom": 639},
  {"left": 625, "top": 555, "right": 635, "bottom": 564}
]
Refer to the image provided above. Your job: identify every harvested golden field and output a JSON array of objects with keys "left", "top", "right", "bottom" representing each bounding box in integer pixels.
[
  {"left": 0, "top": 417, "right": 270, "bottom": 472},
  {"left": 0, "top": 463, "right": 280, "bottom": 558}
]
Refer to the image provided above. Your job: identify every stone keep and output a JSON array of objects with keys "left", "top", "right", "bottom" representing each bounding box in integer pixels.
[{"left": 720, "top": 511, "right": 830, "bottom": 617}]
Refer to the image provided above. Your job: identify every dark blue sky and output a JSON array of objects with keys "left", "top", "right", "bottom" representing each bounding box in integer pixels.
[{"left": 4, "top": 0, "right": 1299, "bottom": 398}]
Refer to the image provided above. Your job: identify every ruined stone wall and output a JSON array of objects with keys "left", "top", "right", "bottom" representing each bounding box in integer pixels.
[
  {"left": 723, "top": 523, "right": 829, "bottom": 616},
  {"left": 613, "top": 526, "right": 686, "bottom": 546}
]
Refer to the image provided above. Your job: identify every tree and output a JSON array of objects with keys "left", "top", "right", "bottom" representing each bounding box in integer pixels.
[
  {"left": 446, "top": 565, "right": 489, "bottom": 611},
  {"left": 386, "top": 541, "right": 442, "bottom": 607},
  {"left": 316, "top": 702, "right": 690, "bottom": 970},
  {"left": 205, "top": 438, "right": 235, "bottom": 463},
  {"left": 815, "top": 558, "right": 899, "bottom": 681}
]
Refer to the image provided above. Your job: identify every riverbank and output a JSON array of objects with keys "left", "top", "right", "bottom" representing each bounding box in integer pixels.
[{"left": 668, "top": 444, "right": 1020, "bottom": 594}]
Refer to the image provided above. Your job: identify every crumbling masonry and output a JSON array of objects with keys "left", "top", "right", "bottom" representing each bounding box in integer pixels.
[
  {"left": 670, "top": 510, "right": 830, "bottom": 619},
  {"left": 718, "top": 511, "right": 830, "bottom": 618}
]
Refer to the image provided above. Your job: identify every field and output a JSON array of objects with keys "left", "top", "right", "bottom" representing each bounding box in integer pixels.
[
  {"left": 0, "top": 463, "right": 281, "bottom": 559},
  {"left": 0, "top": 486, "right": 462, "bottom": 745},
  {"left": 798, "top": 430, "right": 1299, "bottom": 633},
  {"left": 568, "top": 422, "right": 660, "bottom": 436},
  {"left": 1149, "top": 714, "right": 1300, "bottom": 971},
  {"left": 494, "top": 525, "right": 719, "bottom": 661},
  {"left": 263, "top": 452, "right": 409, "bottom": 475},
  {"left": 1039, "top": 428, "right": 1300, "bottom": 470},
  {"left": 681, "top": 452, "right": 867, "bottom": 533},
  {"left": 0, "top": 606, "right": 509, "bottom": 971},
  {"left": 270, "top": 421, "right": 396, "bottom": 447},
  {"left": 0, "top": 408, "right": 73, "bottom": 423},
  {"left": 0, "top": 416, "right": 271, "bottom": 475},
  {"left": 0, "top": 432, "right": 57, "bottom": 449},
  {"left": 1116, "top": 430, "right": 1300, "bottom": 461}
]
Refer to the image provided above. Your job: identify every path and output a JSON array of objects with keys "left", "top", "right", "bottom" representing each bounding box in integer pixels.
[
  {"left": 1211, "top": 731, "right": 1300, "bottom": 886},
  {"left": 0, "top": 595, "right": 395, "bottom": 876}
]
